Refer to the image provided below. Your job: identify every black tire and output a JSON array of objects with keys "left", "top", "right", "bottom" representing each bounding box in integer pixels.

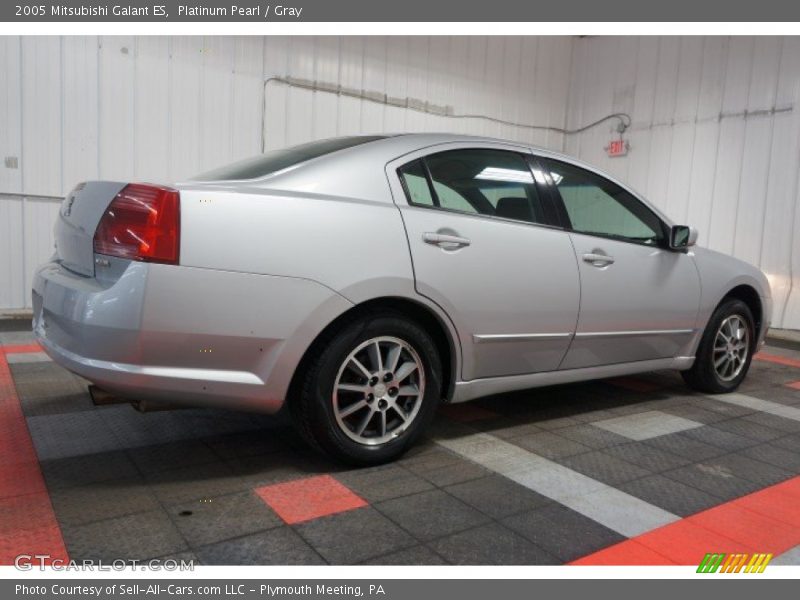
[
  {"left": 290, "top": 310, "right": 442, "bottom": 465},
  {"left": 681, "top": 298, "right": 755, "bottom": 394}
]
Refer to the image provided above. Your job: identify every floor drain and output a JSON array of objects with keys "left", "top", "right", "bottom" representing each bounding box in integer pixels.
[{"left": 179, "top": 510, "right": 193, "bottom": 517}]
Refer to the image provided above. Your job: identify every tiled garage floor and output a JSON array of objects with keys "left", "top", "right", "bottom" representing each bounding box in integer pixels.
[{"left": 2, "top": 323, "right": 800, "bottom": 566}]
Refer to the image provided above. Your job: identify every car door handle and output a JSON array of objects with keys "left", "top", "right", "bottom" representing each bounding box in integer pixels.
[
  {"left": 423, "top": 232, "right": 471, "bottom": 249},
  {"left": 582, "top": 252, "right": 615, "bottom": 266}
]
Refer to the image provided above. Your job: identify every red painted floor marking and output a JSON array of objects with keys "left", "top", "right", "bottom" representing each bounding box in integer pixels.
[
  {"left": 255, "top": 474, "right": 368, "bottom": 525},
  {"left": 606, "top": 377, "right": 662, "bottom": 393},
  {"left": 785, "top": 381, "right": 800, "bottom": 391},
  {"left": 439, "top": 403, "right": 498, "bottom": 422},
  {"left": 754, "top": 352, "right": 800, "bottom": 369},
  {"left": 0, "top": 492, "right": 60, "bottom": 536},
  {"left": 571, "top": 475, "right": 800, "bottom": 566},
  {"left": 689, "top": 503, "right": 800, "bottom": 554},
  {"left": 0, "top": 343, "right": 42, "bottom": 355},
  {"left": 0, "top": 459, "right": 48, "bottom": 499},
  {"left": 734, "top": 480, "right": 800, "bottom": 529},
  {"left": 571, "top": 540, "right": 677, "bottom": 566},
  {"left": 0, "top": 352, "right": 67, "bottom": 565},
  {"left": 632, "top": 520, "right": 757, "bottom": 565}
]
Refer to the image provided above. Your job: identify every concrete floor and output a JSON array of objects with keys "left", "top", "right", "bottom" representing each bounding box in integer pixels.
[{"left": 2, "top": 323, "right": 800, "bottom": 566}]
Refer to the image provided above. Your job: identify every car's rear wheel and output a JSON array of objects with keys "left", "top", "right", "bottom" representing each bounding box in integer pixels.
[
  {"left": 290, "top": 311, "right": 442, "bottom": 465},
  {"left": 681, "top": 298, "right": 755, "bottom": 393}
]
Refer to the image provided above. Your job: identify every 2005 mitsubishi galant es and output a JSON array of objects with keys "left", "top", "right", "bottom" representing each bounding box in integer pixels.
[{"left": 33, "top": 134, "right": 772, "bottom": 464}]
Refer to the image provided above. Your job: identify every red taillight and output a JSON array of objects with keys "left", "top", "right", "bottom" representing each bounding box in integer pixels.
[{"left": 94, "top": 183, "right": 180, "bottom": 264}]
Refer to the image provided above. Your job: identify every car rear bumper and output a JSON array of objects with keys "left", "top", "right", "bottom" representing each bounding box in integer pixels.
[{"left": 32, "top": 259, "right": 352, "bottom": 412}]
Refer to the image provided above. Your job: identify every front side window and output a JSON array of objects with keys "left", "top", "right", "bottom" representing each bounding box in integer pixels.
[
  {"left": 399, "top": 149, "right": 548, "bottom": 225},
  {"left": 542, "top": 158, "right": 665, "bottom": 245}
]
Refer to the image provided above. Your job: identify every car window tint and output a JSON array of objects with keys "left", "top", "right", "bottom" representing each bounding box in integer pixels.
[
  {"left": 432, "top": 181, "right": 477, "bottom": 213},
  {"left": 421, "top": 149, "right": 544, "bottom": 224},
  {"left": 398, "top": 160, "right": 435, "bottom": 206},
  {"left": 192, "top": 136, "right": 386, "bottom": 181},
  {"left": 543, "top": 158, "right": 664, "bottom": 244}
]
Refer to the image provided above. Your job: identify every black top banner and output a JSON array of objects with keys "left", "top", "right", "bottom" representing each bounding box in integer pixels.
[{"left": 3, "top": 0, "right": 800, "bottom": 22}]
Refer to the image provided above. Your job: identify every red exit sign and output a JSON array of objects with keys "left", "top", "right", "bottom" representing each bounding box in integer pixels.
[{"left": 606, "top": 139, "right": 629, "bottom": 157}]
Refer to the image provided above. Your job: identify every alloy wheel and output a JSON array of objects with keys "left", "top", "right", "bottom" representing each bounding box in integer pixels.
[
  {"left": 713, "top": 314, "right": 750, "bottom": 382},
  {"left": 332, "top": 336, "right": 426, "bottom": 445}
]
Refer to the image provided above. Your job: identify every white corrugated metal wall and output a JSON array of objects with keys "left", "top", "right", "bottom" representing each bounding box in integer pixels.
[
  {"left": 0, "top": 35, "right": 573, "bottom": 310},
  {"left": 565, "top": 36, "right": 800, "bottom": 330},
  {"left": 2, "top": 35, "right": 800, "bottom": 331}
]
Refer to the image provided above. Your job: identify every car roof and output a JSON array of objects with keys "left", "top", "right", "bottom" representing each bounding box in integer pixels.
[
  {"left": 366, "top": 132, "right": 557, "bottom": 158},
  {"left": 332, "top": 133, "right": 594, "bottom": 174}
]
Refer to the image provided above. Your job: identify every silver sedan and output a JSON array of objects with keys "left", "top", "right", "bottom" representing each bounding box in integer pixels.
[{"left": 33, "top": 134, "right": 772, "bottom": 464}]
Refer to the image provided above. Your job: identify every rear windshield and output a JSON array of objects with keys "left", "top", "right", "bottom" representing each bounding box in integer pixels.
[{"left": 191, "top": 136, "right": 386, "bottom": 181}]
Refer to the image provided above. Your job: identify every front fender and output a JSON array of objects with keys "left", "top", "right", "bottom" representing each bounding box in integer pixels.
[{"left": 688, "top": 247, "right": 772, "bottom": 353}]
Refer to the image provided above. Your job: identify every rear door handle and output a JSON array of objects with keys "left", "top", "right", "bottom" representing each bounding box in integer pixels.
[
  {"left": 423, "top": 232, "right": 471, "bottom": 249},
  {"left": 582, "top": 252, "right": 615, "bottom": 266}
]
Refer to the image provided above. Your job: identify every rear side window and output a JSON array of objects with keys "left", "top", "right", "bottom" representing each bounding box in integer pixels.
[
  {"left": 192, "top": 136, "right": 386, "bottom": 181},
  {"left": 542, "top": 158, "right": 665, "bottom": 245},
  {"left": 398, "top": 160, "right": 435, "bottom": 206},
  {"left": 398, "top": 149, "right": 549, "bottom": 225}
]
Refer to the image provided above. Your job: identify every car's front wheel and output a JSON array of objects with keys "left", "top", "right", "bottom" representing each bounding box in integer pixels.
[
  {"left": 290, "top": 311, "right": 442, "bottom": 465},
  {"left": 681, "top": 298, "right": 755, "bottom": 393}
]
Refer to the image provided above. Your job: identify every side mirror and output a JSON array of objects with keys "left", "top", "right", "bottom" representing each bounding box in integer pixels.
[{"left": 669, "top": 225, "right": 697, "bottom": 250}]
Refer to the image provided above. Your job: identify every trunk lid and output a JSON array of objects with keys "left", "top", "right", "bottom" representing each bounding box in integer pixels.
[{"left": 55, "top": 181, "right": 127, "bottom": 276}]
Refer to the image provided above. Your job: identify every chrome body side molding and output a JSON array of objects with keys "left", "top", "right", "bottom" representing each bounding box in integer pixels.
[
  {"left": 473, "top": 332, "right": 573, "bottom": 344},
  {"left": 574, "top": 329, "right": 696, "bottom": 339}
]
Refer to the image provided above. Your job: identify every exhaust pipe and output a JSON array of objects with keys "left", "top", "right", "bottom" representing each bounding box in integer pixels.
[
  {"left": 88, "top": 385, "right": 127, "bottom": 406},
  {"left": 89, "top": 385, "right": 185, "bottom": 412},
  {"left": 129, "top": 399, "right": 187, "bottom": 413}
]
